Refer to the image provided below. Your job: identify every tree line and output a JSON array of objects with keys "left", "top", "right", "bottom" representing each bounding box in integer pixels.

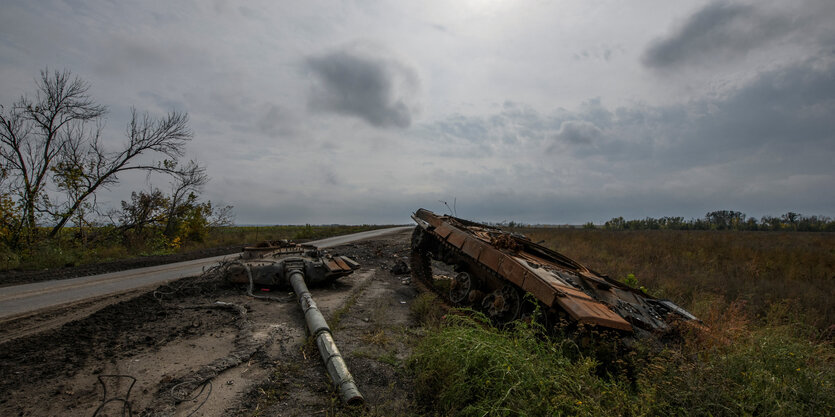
[
  {"left": 593, "top": 210, "right": 835, "bottom": 232},
  {"left": 0, "top": 69, "right": 231, "bottom": 257}
]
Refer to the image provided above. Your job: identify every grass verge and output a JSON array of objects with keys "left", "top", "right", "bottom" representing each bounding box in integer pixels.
[{"left": 408, "top": 304, "right": 834, "bottom": 417}]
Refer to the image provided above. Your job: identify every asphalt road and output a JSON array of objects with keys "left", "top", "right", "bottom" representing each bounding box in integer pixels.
[{"left": 0, "top": 226, "right": 414, "bottom": 320}]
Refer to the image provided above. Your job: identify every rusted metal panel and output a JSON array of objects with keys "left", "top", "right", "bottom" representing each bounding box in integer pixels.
[
  {"left": 446, "top": 229, "right": 468, "bottom": 248},
  {"left": 325, "top": 259, "right": 341, "bottom": 272},
  {"left": 479, "top": 247, "right": 504, "bottom": 272},
  {"left": 334, "top": 257, "right": 350, "bottom": 271},
  {"left": 434, "top": 223, "right": 454, "bottom": 239},
  {"left": 340, "top": 256, "right": 360, "bottom": 270},
  {"left": 522, "top": 274, "right": 558, "bottom": 307},
  {"left": 555, "top": 296, "right": 632, "bottom": 331},
  {"left": 461, "top": 237, "right": 484, "bottom": 260},
  {"left": 558, "top": 286, "right": 596, "bottom": 301},
  {"left": 416, "top": 208, "right": 442, "bottom": 228},
  {"left": 499, "top": 258, "right": 527, "bottom": 287}
]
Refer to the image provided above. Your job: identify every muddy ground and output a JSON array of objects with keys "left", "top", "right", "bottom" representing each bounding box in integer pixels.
[{"left": 0, "top": 229, "right": 428, "bottom": 416}]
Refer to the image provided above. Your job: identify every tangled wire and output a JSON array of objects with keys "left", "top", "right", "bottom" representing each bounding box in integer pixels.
[
  {"left": 171, "top": 379, "right": 213, "bottom": 417},
  {"left": 152, "top": 259, "right": 294, "bottom": 303},
  {"left": 92, "top": 374, "right": 136, "bottom": 417},
  {"left": 151, "top": 261, "right": 228, "bottom": 302}
]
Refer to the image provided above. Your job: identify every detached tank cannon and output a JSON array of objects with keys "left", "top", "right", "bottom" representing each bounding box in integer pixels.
[
  {"left": 223, "top": 240, "right": 364, "bottom": 405},
  {"left": 410, "top": 209, "right": 699, "bottom": 336}
]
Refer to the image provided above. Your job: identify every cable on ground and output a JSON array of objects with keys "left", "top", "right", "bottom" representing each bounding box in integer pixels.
[{"left": 92, "top": 374, "right": 136, "bottom": 417}]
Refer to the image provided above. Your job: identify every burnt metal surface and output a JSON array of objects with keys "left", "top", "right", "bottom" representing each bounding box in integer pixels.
[
  {"left": 220, "top": 240, "right": 364, "bottom": 404},
  {"left": 410, "top": 208, "right": 699, "bottom": 334},
  {"left": 226, "top": 240, "right": 359, "bottom": 289}
]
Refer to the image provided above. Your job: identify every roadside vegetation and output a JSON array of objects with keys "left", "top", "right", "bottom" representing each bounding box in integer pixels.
[
  {"left": 0, "top": 68, "right": 228, "bottom": 271},
  {"left": 0, "top": 68, "right": 394, "bottom": 274},
  {"left": 408, "top": 228, "right": 834, "bottom": 416},
  {"left": 0, "top": 224, "right": 389, "bottom": 272}
]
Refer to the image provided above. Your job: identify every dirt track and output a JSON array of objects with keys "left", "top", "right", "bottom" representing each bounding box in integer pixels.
[{"left": 0, "top": 229, "right": 422, "bottom": 416}]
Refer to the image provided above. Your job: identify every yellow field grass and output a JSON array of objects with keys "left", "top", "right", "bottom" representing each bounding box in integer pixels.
[{"left": 517, "top": 228, "right": 835, "bottom": 330}]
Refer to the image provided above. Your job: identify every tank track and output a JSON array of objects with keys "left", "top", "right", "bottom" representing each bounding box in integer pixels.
[{"left": 410, "top": 226, "right": 530, "bottom": 325}]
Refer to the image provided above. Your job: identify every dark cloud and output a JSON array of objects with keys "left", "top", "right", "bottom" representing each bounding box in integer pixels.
[
  {"left": 663, "top": 58, "right": 835, "bottom": 169},
  {"left": 305, "top": 44, "right": 419, "bottom": 128},
  {"left": 643, "top": 1, "right": 793, "bottom": 68},
  {"left": 570, "top": 59, "right": 835, "bottom": 170}
]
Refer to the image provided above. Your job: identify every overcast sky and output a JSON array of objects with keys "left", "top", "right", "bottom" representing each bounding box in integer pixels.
[{"left": 2, "top": 0, "right": 834, "bottom": 224}]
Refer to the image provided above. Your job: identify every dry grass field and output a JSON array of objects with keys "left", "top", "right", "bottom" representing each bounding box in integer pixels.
[{"left": 517, "top": 228, "right": 835, "bottom": 330}]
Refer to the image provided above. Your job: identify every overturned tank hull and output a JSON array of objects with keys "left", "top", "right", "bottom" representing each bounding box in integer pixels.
[{"left": 410, "top": 209, "right": 698, "bottom": 335}]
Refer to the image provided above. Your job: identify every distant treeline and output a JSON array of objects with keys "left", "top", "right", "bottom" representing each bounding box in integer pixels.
[
  {"left": 493, "top": 210, "right": 835, "bottom": 231},
  {"left": 591, "top": 211, "right": 835, "bottom": 232}
]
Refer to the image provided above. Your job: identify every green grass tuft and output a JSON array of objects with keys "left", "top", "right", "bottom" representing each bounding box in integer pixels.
[{"left": 408, "top": 311, "right": 834, "bottom": 416}]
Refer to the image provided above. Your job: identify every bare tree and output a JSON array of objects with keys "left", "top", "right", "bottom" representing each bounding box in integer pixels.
[
  {"left": 0, "top": 68, "right": 197, "bottom": 245},
  {"left": 209, "top": 203, "right": 235, "bottom": 228},
  {"left": 0, "top": 69, "right": 105, "bottom": 246},
  {"left": 47, "top": 108, "right": 193, "bottom": 237}
]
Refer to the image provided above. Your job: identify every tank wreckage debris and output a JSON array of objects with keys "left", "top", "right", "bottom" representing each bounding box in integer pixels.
[
  {"left": 220, "top": 240, "right": 364, "bottom": 405},
  {"left": 410, "top": 208, "right": 700, "bottom": 336}
]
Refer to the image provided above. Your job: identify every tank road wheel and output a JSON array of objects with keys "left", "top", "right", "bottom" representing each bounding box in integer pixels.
[
  {"left": 410, "top": 228, "right": 434, "bottom": 287},
  {"left": 482, "top": 285, "right": 523, "bottom": 325},
  {"left": 449, "top": 272, "right": 475, "bottom": 305}
]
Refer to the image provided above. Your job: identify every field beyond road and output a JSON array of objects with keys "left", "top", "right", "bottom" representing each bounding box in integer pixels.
[{"left": 517, "top": 227, "right": 835, "bottom": 330}]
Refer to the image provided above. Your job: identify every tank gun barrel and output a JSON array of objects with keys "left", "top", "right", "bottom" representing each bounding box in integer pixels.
[{"left": 287, "top": 260, "right": 364, "bottom": 405}]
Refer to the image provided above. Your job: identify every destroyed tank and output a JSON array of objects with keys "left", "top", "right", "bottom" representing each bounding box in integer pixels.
[
  {"left": 225, "top": 240, "right": 359, "bottom": 288},
  {"left": 410, "top": 209, "right": 699, "bottom": 335},
  {"left": 220, "top": 239, "right": 365, "bottom": 404}
]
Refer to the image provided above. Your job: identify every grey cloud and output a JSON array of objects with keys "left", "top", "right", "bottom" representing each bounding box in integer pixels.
[
  {"left": 420, "top": 57, "right": 835, "bottom": 195},
  {"left": 671, "top": 58, "right": 835, "bottom": 163},
  {"left": 575, "top": 59, "right": 835, "bottom": 170},
  {"left": 305, "top": 44, "right": 420, "bottom": 129},
  {"left": 94, "top": 35, "right": 206, "bottom": 78},
  {"left": 573, "top": 45, "right": 621, "bottom": 62},
  {"left": 554, "top": 120, "right": 603, "bottom": 145},
  {"left": 419, "top": 102, "right": 567, "bottom": 157},
  {"left": 434, "top": 114, "right": 489, "bottom": 143},
  {"left": 257, "top": 104, "right": 300, "bottom": 138},
  {"left": 136, "top": 90, "right": 187, "bottom": 113},
  {"left": 238, "top": 6, "right": 259, "bottom": 19},
  {"left": 643, "top": 1, "right": 793, "bottom": 68}
]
